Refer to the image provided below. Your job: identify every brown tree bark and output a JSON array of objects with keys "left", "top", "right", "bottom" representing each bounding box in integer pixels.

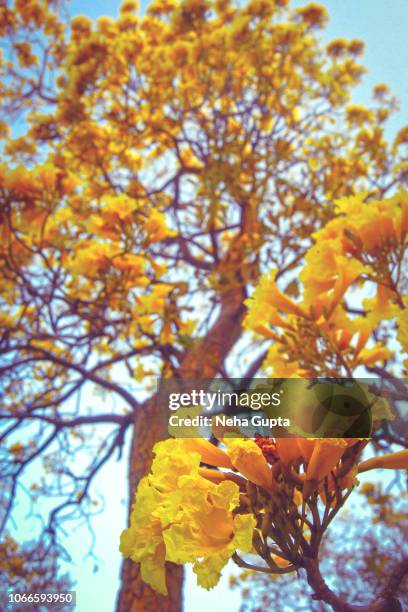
[
  {"left": 117, "top": 395, "right": 183, "bottom": 612},
  {"left": 116, "top": 284, "right": 247, "bottom": 611}
]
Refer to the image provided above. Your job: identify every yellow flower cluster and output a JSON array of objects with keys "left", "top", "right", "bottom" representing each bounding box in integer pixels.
[
  {"left": 245, "top": 192, "right": 408, "bottom": 377},
  {"left": 121, "top": 435, "right": 408, "bottom": 593},
  {"left": 120, "top": 439, "right": 256, "bottom": 594}
]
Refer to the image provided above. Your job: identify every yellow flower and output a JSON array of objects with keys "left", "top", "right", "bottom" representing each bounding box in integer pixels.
[
  {"left": 275, "top": 438, "right": 302, "bottom": 466},
  {"left": 149, "top": 438, "right": 201, "bottom": 491},
  {"left": 302, "top": 438, "right": 356, "bottom": 497},
  {"left": 337, "top": 192, "right": 407, "bottom": 254},
  {"left": 223, "top": 438, "right": 274, "bottom": 491},
  {"left": 326, "top": 38, "right": 348, "bottom": 57},
  {"left": 5, "top": 167, "right": 39, "bottom": 198},
  {"left": 112, "top": 253, "right": 146, "bottom": 276},
  {"left": 345, "top": 104, "right": 372, "bottom": 125},
  {"left": 119, "top": 477, "right": 168, "bottom": 594},
  {"left": 185, "top": 438, "right": 233, "bottom": 469},
  {"left": 69, "top": 241, "right": 117, "bottom": 275},
  {"left": 143, "top": 209, "right": 174, "bottom": 243},
  {"left": 358, "top": 449, "right": 408, "bottom": 473},
  {"left": 120, "top": 0, "right": 140, "bottom": 13},
  {"left": 296, "top": 438, "right": 315, "bottom": 463},
  {"left": 297, "top": 4, "right": 328, "bottom": 28},
  {"left": 263, "top": 344, "right": 302, "bottom": 378},
  {"left": 120, "top": 439, "right": 201, "bottom": 593},
  {"left": 102, "top": 194, "right": 139, "bottom": 220},
  {"left": 327, "top": 257, "right": 366, "bottom": 315},
  {"left": 355, "top": 343, "right": 392, "bottom": 367},
  {"left": 251, "top": 271, "right": 307, "bottom": 318},
  {"left": 120, "top": 439, "right": 256, "bottom": 593},
  {"left": 164, "top": 479, "right": 255, "bottom": 589}
]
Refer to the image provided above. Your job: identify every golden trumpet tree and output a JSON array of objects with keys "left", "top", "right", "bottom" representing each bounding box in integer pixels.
[{"left": 0, "top": 0, "right": 407, "bottom": 610}]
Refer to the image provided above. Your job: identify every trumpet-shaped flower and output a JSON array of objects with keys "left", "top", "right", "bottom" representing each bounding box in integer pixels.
[
  {"left": 119, "top": 438, "right": 255, "bottom": 594},
  {"left": 302, "top": 439, "right": 350, "bottom": 496},
  {"left": 358, "top": 449, "right": 408, "bottom": 473},
  {"left": 185, "top": 438, "right": 233, "bottom": 469},
  {"left": 164, "top": 479, "right": 255, "bottom": 589},
  {"left": 274, "top": 437, "right": 363, "bottom": 497},
  {"left": 275, "top": 437, "right": 303, "bottom": 466},
  {"left": 223, "top": 438, "right": 274, "bottom": 491}
]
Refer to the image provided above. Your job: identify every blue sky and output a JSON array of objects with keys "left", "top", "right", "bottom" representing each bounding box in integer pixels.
[{"left": 13, "top": 2, "right": 408, "bottom": 611}]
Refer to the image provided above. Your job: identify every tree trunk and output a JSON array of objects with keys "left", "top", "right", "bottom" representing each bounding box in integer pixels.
[
  {"left": 118, "top": 559, "right": 183, "bottom": 612},
  {"left": 116, "top": 284, "right": 247, "bottom": 611},
  {"left": 116, "top": 395, "right": 183, "bottom": 612}
]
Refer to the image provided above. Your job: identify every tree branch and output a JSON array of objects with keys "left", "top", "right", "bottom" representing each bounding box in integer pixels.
[{"left": 303, "top": 555, "right": 408, "bottom": 612}]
